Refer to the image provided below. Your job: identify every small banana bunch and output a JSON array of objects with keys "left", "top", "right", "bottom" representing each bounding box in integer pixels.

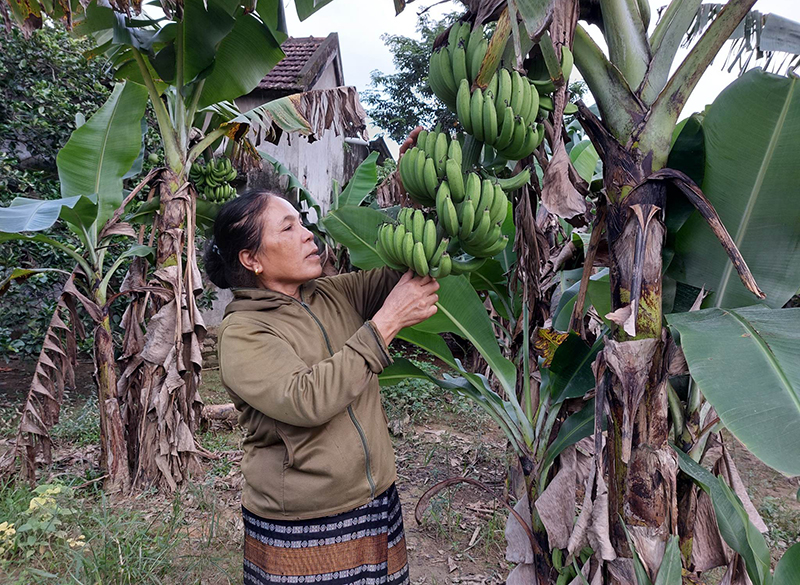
[
  {"left": 398, "top": 128, "right": 462, "bottom": 207},
  {"left": 376, "top": 208, "right": 453, "bottom": 278},
  {"left": 528, "top": 46, "right": 579, "bottom": 116},
  {"left": 189, "top": 158, "right": 238, "bottom": 203},
  {"left": 428, "top": 21, "right": 489, "bottom": 110},
  {"left": 457, "top": 67, "right": 544, "bottom": 160},
  {"left": 437, "top": 173, "right": 509, "bottom": 259}
]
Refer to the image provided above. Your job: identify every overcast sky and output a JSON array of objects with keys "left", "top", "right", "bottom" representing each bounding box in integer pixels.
[{"left": 281, "top": 0, "right": 800, "bottom": 152}]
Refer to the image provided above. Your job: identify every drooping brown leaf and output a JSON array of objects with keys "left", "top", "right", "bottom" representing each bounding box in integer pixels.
[
  {"left": 541, "top": 141, "right": 589, "bottom": 221},
  {"left": 506, "top": 562, "right": 539, "bottom": 585},
  {"left": 534, "top": 454, "right": 576, "bottom": 550},
  {"left": 0, "top": 273, "right": 83, "bottom": 481},
  {"left": 506, "top": 492, "right": 535, "bottom": 564}
]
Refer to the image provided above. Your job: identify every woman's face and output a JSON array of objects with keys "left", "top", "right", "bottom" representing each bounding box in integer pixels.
[{"left": 241, "top": 197, "right": 323, "bottom": 294}]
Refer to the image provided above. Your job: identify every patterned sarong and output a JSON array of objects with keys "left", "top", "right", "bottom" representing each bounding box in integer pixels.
[{"left": 243, "top": 483, "right": 409, "bottom": 584}]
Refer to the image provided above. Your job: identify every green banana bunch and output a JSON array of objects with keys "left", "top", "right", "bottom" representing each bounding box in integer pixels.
[
  {"left": 190, "top": 157, "right": 238, "bottom": 203},
  {"left": 428, "top": 21, "right": 490, "bottom": 111},
  {"left": 457, "top": 181, "right": 509, "bottom": 258},
  {"left": 455, "top": 66, "right": 543, "bottom": 160},
  {"left": 376, "top": 209, "right": 452, "bottom": 278},
  {"left": 398, "top": 129, "right": 465, "bottom": 207}
]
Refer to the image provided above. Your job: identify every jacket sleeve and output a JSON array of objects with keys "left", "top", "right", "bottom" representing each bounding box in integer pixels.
[
  {"left": 324, "top": 266, "right": 404, "bottom": 321},
  {"left": 219, "top": 318, "right": 392, "bottom": 427}
]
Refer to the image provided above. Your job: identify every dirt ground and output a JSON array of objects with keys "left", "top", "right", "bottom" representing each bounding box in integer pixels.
[{"left": 0, "top": 353, "right": 798, "bottom": 584}]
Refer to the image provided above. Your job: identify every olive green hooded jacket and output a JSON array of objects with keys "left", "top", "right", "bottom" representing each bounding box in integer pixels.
[{"left": 218, "top": 267, "right": 403, "bottom": 520}]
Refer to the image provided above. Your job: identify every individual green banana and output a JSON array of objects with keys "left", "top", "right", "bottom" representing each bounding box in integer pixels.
[
  {"left": 402, "top": 232, "right": 415, "bottom": 267},
  {"left": 524, "top": 80, "right": 540, "bottom": 123},
  {"left": 564, "top": 102, "right": 578, "bottom": 114},
  {"left": 480, "top": 234, "right": 508, "bottom": 257},
  {"left": 446, "top": 22, "right": 461, "bottom": 55},
  {"left": 535, "top": 123, "right": 545, "bottom": 147},
  {"left": 423, "top": 157, "right": 438, "bottom": 198},
  {"left": 459, "top": 199, "right": 475, "bottom": 238},
  {"left": 414, "top": 147, "right": 428, "bottom": 197},
  {"left": 496, "top": 168, "right": 531, "bottom": 192},
  {"left": 412, "top": 209, "right": 425, "bottom": 241},
  {"left": 486, "top": 71, "right": 498, "bottom": 100},
  {"left": 482, "top": 92, "right": 498, "bottom": 145},
  {"left": 561, "top": 46, "right": 574, "bottom": 83},
  {"left": 478, "top": 179, "right": 495, "bottom": 215},
  {"left": 467, "top": 208, "right": 492, "bottom": 244},
  {"left": 465, "top": 172, "right": 481, "bottom": 207},
  {"left": 430, "top": 237, "right": 449, "bottom": 267},
  {"left": 499, "top": 116, "right": 527, "bottom": 159},
  {"left": 422, "top": 219, "right": 438, "bottom": 261},
  {"left": 434, "top": 132, "right": 448, "bottom": 178},
  {"left": 496, "top": 68, "right": 512, "bottom": 120},
  {"left": 510, "top": 70, "right": 525, "bottom": 114},
  {"left": 465, "top": 26, "right": 484, "bottom": 78},
  {"left": 552, "top": 548, "right": 563, "bottom": 573},
  {"left": 495, "top": 107, "right": 516, "bottom": 151},
  {"left": 539, "top": 95, "right": 554, "bottom": 112},
  {"left": 519, "top": 75, "right": 532, "bottom": 125},
  {"left": 412, "top": 241, "right": 429, "bottom": 276},
  {"left": 449, "top": 254, "right": 486, "bottom": 275},
  {"left": 456, "top": 79, "right": 472, "bottom": 134},
  {"left": 448, "top": 138, "right": 462, "bottom": 167},
  {"left": 452, "top": 41, "right": 468, "bottom": 86},
  {"left": 424, "top": 131, "right": 437, "bottom": 158},
  {"left": 446, "top": 159, "right": 465, "bottom": 203},
  {"left": 469, "top": 38, "right": 488, "bottom": 84},
  {"left": 399, "top": 149, "right": 416, "bottom": 195},
  {"left": 226, "top": 168, "right": 237, "bottom": 182},
  {"left": 470, "top": 88, "right": 484, "bottom": 142},
  {"left": 430, "top": 252, "right": 452, "bottom": 278},
  {"left": 489, "top": 185, "right": 509, "bottom": 225},
  {"left": 436, "top": 181, "right": 450, "bottom": 221},
  {"left": 438, "top": 49, "right": 459, "bottom": 100},
  {"left": 442, "top": 195, "right": 460, "bottom": 237},
  {"left": 454, "top": 21, "right": 470, "bottom": 52},
  {"left": 393, "top": 224, "right": 407, "bottom": 263},
  {"left": 380, "top": 224, "right": 398, "bottom": 264}
]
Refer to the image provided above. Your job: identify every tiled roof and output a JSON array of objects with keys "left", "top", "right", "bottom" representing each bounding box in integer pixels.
[{"left": 258, "top": 36, "right": 327, "bottom": 91}]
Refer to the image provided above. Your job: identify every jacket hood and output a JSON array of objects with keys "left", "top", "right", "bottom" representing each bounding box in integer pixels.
[{"left": 224, "top": 280, "right": 318, "bottom": 316}]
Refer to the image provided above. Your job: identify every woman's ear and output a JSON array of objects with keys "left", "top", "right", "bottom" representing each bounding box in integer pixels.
[{"left": 239, "top": 249, "right": 260, "bottom": 274}]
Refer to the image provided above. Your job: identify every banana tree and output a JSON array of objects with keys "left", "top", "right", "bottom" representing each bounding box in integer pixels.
[
  {"left": 0, "top": 80, "right": 155, "bottom": 487},
  {"left": 2, "top": 0, "right": 370, "bottom": 491}
]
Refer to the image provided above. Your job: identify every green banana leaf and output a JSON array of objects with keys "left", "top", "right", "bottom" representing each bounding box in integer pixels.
[
  {"left": 654, "top": 536, "right": 682, "bottom": 585},
  {"left": 294, "top": 0, "right": 336, "bottom": 21},
  {"left": 552, "top": 268, "right": 611, "bottom": 332},
  {"left": 547, "top": 334, "right": 603, "bottom": 404},
  {"left": 412, "top": 275, "right": 517, "bottom": 396},
  {"left": 338, "top": 152, "right": 379, "bottom": 208},
  {"left": 667, "top": 306, "right": 800, "bottom": 477},
  {"left": 669, "top": 69, "right": 800, "bottom": 309},
  {"left": 321, "top": 206, "right": 387, "bottom": 270},
  {"left": 539, "top": 398, "right": 597, "bottom": 481},
  {"left": 0, "top": 195, "right": 97, "bottom": 234},
  {"left": 674, "top": 447, "right": 772, "bottom": 585},
  {"left": 469, "top": 258, "right": 514, "bottom": 321},
  {"left": 181, "top": 0, "right": 236, "bottom": 85},
  {"left": 773, "top": 543, "right": 800, "bottom": 585},
  {"left": 56, "top": 81, "right": 148, "bottom": 231},
  {"left": 198, "top": 12, "right": 284, "bottom": 108},
  {"left": 569, "top": 140, "right": 600, "bottom": 184}
]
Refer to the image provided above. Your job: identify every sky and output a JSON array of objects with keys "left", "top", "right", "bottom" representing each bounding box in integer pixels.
[{"left": 281, "top": 0, "right": 800, "bottom": 153}]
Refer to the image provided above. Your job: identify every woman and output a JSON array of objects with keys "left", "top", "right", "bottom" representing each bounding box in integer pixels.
[{"left": 204, "top": 189, "right": 439, "bottom": 585}]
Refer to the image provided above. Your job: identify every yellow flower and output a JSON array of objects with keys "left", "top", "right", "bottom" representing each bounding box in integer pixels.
[{"left": 67, "top": 535, "right": 86, "bottom": 548}]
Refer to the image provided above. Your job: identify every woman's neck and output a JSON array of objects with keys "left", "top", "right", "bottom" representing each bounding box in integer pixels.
[{"left": 258, "top": 277, "right": 302, "bottom": 301}]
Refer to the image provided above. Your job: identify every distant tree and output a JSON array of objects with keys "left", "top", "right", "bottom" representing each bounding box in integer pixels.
[{"left": 363, "top": 13, "right": 460, "bottom": 143}]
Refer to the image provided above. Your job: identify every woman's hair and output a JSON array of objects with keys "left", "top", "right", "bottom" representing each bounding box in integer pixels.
[{"left": 204, "top": 189, "right": 283, "bottom": 289}]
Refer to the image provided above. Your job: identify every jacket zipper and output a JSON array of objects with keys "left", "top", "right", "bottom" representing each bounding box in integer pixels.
[{"left": 293, "top": 292, "right": 377, "bottom": 499}]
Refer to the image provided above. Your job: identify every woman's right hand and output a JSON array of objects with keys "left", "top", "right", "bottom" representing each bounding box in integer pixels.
[{"left": 372, "top": 271, "right": 439, "bottom": 345}]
